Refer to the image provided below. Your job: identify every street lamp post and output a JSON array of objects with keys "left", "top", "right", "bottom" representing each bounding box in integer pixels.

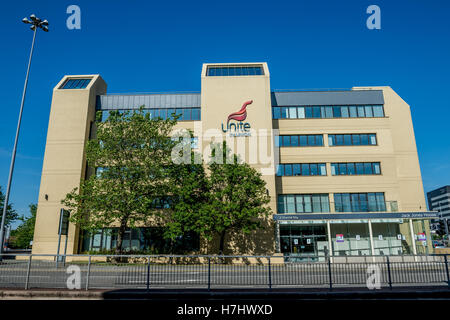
[{"left": 0, "top": 15, "right": 49, "bottom": 258}]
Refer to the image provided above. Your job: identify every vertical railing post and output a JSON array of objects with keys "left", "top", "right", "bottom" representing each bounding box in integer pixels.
[
  {"left": 146, "top": 256, "right": 150, "bottom": 291},
  {"left": 386, "top": 256, "right": 392, "bottom": 290},
  {"left": 208, "top": 257, "right": 211, "bottom": 291},
  {"left": 328, "top": 255, "right": 333, "bottom": 291},
  {"left": 85, "top": 255, "right": 91, "bottom": 291},
  {"left": 268, "top": 257, "right": 272, "bottom": 291},
  {"left": 444, "top": 255, "right": 450, "bottom": 288},
  {"left": 24, "top": 254, "right": 32, "bottom": 290}
]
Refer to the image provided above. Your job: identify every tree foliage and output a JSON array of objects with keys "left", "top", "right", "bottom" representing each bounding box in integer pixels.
[
  {"left": 0, "top": 186, "right": 18, "bottom": 227},
  {"left": 10, "top": 204, "right": 36, "bottom": 249},
  {"left": 62, "top": 108, "right": 178, "bottom": 253},
  {"left": 166, "top": 142, "right": 272, "bottom": 254}
]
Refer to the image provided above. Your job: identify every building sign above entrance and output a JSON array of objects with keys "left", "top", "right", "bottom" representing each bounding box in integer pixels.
[{"left": 273, "top": 211, "right": 439, "bottom": 221}]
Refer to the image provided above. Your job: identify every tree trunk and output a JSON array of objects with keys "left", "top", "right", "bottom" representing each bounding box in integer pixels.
[
  {"left": 115, "top": 221, "right": 127, "bottom": 255},
  {"left": 219, "top": 230, "right": 226, "bottom": 255}
]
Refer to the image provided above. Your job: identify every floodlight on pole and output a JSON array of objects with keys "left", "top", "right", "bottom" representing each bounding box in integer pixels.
[{"left": 0, "top": 14, "right": 49, "bottom": 259}]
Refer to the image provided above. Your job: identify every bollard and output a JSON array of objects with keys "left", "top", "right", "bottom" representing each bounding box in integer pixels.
[
  {"left": 386, "top": 256, "right": 393, "bottom": 290},
  {"left": 25, "top": 255, "right": 32, "bottom": 290},
  {"left": 328, "top": 256, "right": 333, "bottom": 290}
]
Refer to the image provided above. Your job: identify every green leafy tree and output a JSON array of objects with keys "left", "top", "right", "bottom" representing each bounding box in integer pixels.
[
  {"left": 62, "top": 108, "right": 178, "bottom": 254},
  {"left": 10, "top": 204, "right": 36, "bottom": 249},
  {"left": 0, "top": 186, "right": 18, "bottom": 227},
  {"left": 166, "top": 142, "right": 272, "bottom": 254}
]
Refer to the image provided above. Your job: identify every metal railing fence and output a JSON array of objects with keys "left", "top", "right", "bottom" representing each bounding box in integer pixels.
[{"left": 0, "top": 254, "right": 448, "bottom": 291}]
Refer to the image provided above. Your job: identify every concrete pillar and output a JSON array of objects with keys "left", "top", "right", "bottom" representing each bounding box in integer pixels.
[
  {"left": 409, "top": 219, "right": 417, "bottom": 256},
  {"left": 327, "top": 220, "right": 333, "bottom": 262},
  {"left": 368, "top": 220, "right": 375, "bottom": 262}
]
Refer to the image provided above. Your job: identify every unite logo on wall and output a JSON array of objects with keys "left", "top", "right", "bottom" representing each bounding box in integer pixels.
[{"left": 221, "top": 100, "right": 253, "bottom": 137}]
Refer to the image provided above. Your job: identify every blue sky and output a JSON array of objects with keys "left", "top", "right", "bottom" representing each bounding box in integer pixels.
[{"left": 1, "top": 0, "right": 450, "bottom": 227}]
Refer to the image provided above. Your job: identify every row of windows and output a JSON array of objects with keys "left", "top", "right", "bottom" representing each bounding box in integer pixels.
[
  {"left": 276, "top": 163, "right": 327, "bottom": 176},
  {"left": 207, "top": 66, "right": 264, "bottom": 76},
  {"left": 277, "top": 192, "right": 387, "bottom": 214},
  {"left": 334, "top": 193, "right": 386, "bottom": 212},
  {"left": 61, "top": 78, "right": 91, "bottom": 89},
  {"left": 328, "top": 134, "right": 377, "bottom": 146},
  {"left": 100, "top": 108, "right": 201, "bottom": 122},
  {"left": 331, "top": 162, "right": 381, "bottom": 176},
  {"left": 272, "top": 105, "right": 384, "bottom": 120},
  {"left": 278, "top": 194, "right": 330, "bottom": 213},
  {"left": 276, "top": 162, "right": 381, "bottom": 177},
  {"left": 277, "top": 135, "right": 324, "bottom": 147}
]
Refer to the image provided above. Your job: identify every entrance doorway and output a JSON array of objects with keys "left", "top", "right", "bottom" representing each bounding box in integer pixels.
[{"left": 280, "top": 225, "right": 328, "bottom": 261}]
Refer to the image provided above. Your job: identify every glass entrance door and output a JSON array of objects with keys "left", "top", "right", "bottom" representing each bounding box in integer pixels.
[{"left": 280, "top": 225, "right": 327, "bottom": 261}]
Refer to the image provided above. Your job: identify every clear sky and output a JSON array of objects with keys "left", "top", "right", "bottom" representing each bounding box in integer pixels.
[{"left": 1, "top": 0, "right": 450, "bottom": 227}]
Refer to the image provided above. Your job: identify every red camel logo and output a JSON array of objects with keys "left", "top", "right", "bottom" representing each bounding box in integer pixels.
[{"left": 227, "top": 100, "right": 253, "bottom": 125}]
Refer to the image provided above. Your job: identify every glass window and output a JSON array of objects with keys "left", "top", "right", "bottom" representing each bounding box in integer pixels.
[
  {"left": 61, "top": 78, "right": 91, "bottom": 89},
  {"left": 159, "top": 108, "right": 167, "bottom": 120},
  {"left": 295, "top": 196, "right": 304, "bottom": 213},
  {"left": 349, "top": 106, "right": 357, "bottom": 118},
  {"left": 310, "top": 163, "right": 318, "bottom": 176},
  {"left": 286, "top": 195, "right": 295, "bottom": 213},
  {"left": 342, "top": 194, "right": 351, "bottom": 212},
  {"left": 316, "top": 135, "right": 324, "bottom": 146},
  {"left": 365, "top": 106, "right": 373, "bottom": 117},
  {"left": 357, "top": 106, "right": 365, "bottom": 117},
  {"left": 273, "top": 107, "right": 281, "bottom": 119},
  {"left": 361, "top": 134, "right": 369, "bottom": 145},
  {"left": 175, "top": 108, "right": 183, "bottom": 119},
  {"left": 312, "top": 195, "right": 322, "bottom": 212},
  {"left": 321, "top": 195, "right": 330, "bottom": 212},
  {"left": 301, "top": 164, "right": 310, "bottom": 176},
  {"left": 360, "top": 193, "right": 368, "bottom": 212},
  {"left": 305, "top": 107, "right": 313, "bottom": 118},
  {"left": 283, "top": 136, "right": 290, "bottom": 146},
  {"left": 293, "top": 164, "right": 301, "bottom": 176},
  {"left": 325, "top": 106, "right": 333, "bottom": 118},
  {"left": 364, "top": 163, "right": 373, "bottom": 174},
  {"left": 373, "top": 105, "right": 384, "bottom": 117},
  {"left": 328, "top": 135, "right": 335, "bottom": 146},
  {"left": 192, "top": 108, "right": 201, "bottom": 120},
  {"left": 368, "top": 193, "right": 377, "bottom": 212},
  {"left": 304, "top": 196, "right": 312, "bottom": 212},
  {"left": 334, "top": 193, "right": 342, "bottom": 211},
  {"left": 336, "top": 135, "right": 344, "bottom": 146},
  {"left": 352, "top": 134, "right": 360, "bottom": 145},
  {"left": 339, "top": 163, "right": 347, "bottom": 175},
  {"left": 344, "top": 134, "right": 352, "bottom": 145},
  {"left": 291, "top": 135, "right": 299, "bottom": 146},
  {"left": 341, "top": 106, "right": 349, "bottom": 118},
  {"left": 288, "top": 107, "right": 297, "bottom": 119},
  {"left": 276, "top": 164, "right": 283, "bottom": 176},
  {"left": 376, "top": 193, "right": 386, "bottom": 211},
  {"left": 228, "top": 67, "right": 235, "bottom": 76},
  {"left": 101, "top": 110, "right": 110, "bottom": 122},
  {"left": 369, "top": 134, "right": 377, "bottom": 145},
  {"left": 284, "top": 164, "right": 293, "bottom": 176},
  {"left": 373, "top": 162, "right": 381, "bottom": 174},
  {"left": 319, "top": 163, "right": 327, "bottom": 175},
  {"left": 331, "top": 163, "right": 338, "bottom": 175},
  {"left": 313, "top": 107, "right": 321, "bottom": 118},
  {"left": 308, "top": 135, "right": 316, "bottom": 146},
  {"left": 333, "top": 106, "right": 341, "bottom": 118},
  {"left": 277, "top": 196, "right": 285, "bottom": 213},
  {"left": 235, "top": 67, "right": 242, "bottom": 76},
  {"left": 356, "top": 163, "right": 364, "bottom": 175},
  {"left": 347, "top": 163, "right": 356, "bottom": 175},
  {"left": 299, "top": 135, "right": 307, "bottom": 146},
  {"left": 297, "top": 107, "right": 305, "bottom": 119},
  {"left": 351, "top": 194, "right": 360, "bottom": 212},
  {"left": 281, "top": 107, "right": 288, "bottom": 119}
]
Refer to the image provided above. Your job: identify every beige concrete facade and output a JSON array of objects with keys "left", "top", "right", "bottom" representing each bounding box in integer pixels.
[{"left": 32, "top": 63, "right": 435, "bottom": 257}]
